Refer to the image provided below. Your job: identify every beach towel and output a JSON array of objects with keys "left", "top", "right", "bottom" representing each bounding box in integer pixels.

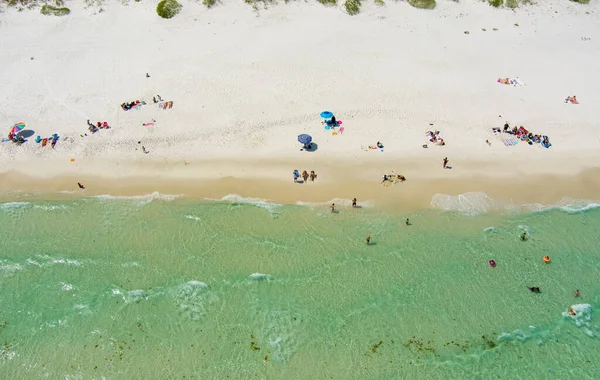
[{"left": 42, "top": 138, "right": 48, "bottom": 147}]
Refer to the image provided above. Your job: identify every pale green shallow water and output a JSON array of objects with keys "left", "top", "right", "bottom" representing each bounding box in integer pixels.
[{"left": 0, "top": 195, "right": 598, "bottom": 379}]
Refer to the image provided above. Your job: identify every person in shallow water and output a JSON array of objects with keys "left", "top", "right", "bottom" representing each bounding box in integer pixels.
[
  {"left": 366, "top": 234, "right": 371, "bottom": 245},
  {"left": 521, "top": 232, "right": 527, "bottom": 241},
  {"left": 352, "top": 198, "right": 357, "bottom": 208},
  {"left": 568, "top": 307, "right": 577, "bottom": 316},
  {"left": 529, "top": 287, "right": 541, "bottom": 293},
  {"left": 575, "top": 289, "right": 580, "bottom": 297}
]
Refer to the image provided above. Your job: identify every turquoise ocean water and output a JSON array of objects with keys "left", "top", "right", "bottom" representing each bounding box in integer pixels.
[{"left": 0, "top": 193, "right": 599, "bottom": 379}]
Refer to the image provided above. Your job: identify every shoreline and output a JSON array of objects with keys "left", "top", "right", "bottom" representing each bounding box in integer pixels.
[{"left": 2, "top": 164, "right": 600, "bottom": 212}]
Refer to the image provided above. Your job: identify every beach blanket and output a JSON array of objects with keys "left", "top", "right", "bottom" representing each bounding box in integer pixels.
[
  {"left": 501, "top": 137, "right": 518, "bottom": 147},
  {"left": 497, "top": 77, "right": 525, "bottom": 87}
]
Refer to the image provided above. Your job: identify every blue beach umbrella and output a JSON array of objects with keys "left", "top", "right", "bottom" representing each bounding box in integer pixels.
[
  {"left": 298, "top": 134, "right": 312, "bottom": 145},
  {"left": 320, "top": 111, "right": 333, "bottom": 119}
]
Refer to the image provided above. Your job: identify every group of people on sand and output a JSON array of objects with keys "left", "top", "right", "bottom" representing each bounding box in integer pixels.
[
  {"left": 7, "top": 131, "right": 25, "bottom": 145},
  {"left": 565, "top": 95, "right": 579, "bottom": 104},
  {"left": 121, "top": 100, "right": 145, "bottom": 111},
  {"left": 499, "top": 122, "right": 551, "bottom": 147},
  {"left": 426, "top": 130, "right": 445, "bottom": 146},
  {"left": 293, "top": 170, "right": 317, "bottom": 183},
  {"left": 87, "top": 120, "right": 110, "bottom": 133},
  {"left": 381, "top": 173, "right": 406, "bottom": 183}
]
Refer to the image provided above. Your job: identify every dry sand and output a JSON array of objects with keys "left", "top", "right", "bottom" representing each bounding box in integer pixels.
[{"left": 1, "top": 0, "right": 599, "bottom": 209}]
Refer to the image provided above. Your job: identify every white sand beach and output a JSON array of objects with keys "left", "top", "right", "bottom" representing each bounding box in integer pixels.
[{"left": 1, "top": 0, "right": 600, "bottom": 204}]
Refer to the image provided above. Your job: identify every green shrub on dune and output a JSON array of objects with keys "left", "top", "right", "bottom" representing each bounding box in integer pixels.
[
  {"left": 570, "top": 0, "right": 590, "bottom": 4},
  {"left": 40, "top": 4, "right": 70, "bottom": 16},
  {"left": 156, "top": 0, "right": 182, "bottom": 19},
  {"left": 488, "top": 0, "right": 503, "bottom": 6},
  {"left": 203, "top": 0, "right": 217, "bottom": 8},
  {"left": 344, "top": 0, "right": 360, "bottom": 15},
  {"left": 407, "top": 0, "right": 436, "bottom": 10},
  {"left": 317, "top": 0, "right": 337, "bottom": 5}
]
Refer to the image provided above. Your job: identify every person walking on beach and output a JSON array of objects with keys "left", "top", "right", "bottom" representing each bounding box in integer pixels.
[
  {"left": 405, "top": 218, "right": 410, "bottom": 226},
  {"left": 366, "top": 234, "right": 371, "bottom": 245},
  {"left": 302, "top": 170, "right": 309, "bottom": 183},
  {"left": 142, "top": 146, "right": 148, "bottom": 154},
  {"left": 330, "top": 203, "right": 335, "bottom": 213},
  {"left": 443, "top": 157, "right": 449, "bottom": 169},
  {"left": 352, "top": 198, "right": 357, "bottom": 208},
  {"left": 77, "top": 182, "right": 85, "bottom": 190}
]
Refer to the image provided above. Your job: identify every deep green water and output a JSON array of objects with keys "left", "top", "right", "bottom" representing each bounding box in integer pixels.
[{"left": 0, "top": 193, "right": 598, "bottom": 379}]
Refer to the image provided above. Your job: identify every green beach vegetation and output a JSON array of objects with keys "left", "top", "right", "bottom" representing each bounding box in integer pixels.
[
  {"left": 156, "top": 0, "right": 182, "bottom": 18},
  {"left": 344, "top": 0, "right": 361, "bottom": 15},
  {"left": 407, "top": 0, "right": 436, "bottom": 9},
  {"left": 570, "top": 0, "right": 590, "bottom": 4},
  {"left": 40, "top": 4, "right": 70, "bottom": 15}
]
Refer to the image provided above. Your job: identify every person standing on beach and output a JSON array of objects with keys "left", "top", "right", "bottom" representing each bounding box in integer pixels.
[
  {"left": 443, "top": 157, "right": 449, "bottom": 169},
  {"left": 366, "top": 234, "right": 371, "bottom": 245},
  {"left": 352, "top": 198, "right": 357, "bottom": 208},
  {"left": 405, "top": 218, "right": 410, "bottom": 226},
  {"left": 330, "top": 203, "right": 335, "bottom": 213}
]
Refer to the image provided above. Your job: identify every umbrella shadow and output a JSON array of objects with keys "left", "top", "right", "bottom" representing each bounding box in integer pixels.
[
  {"left": 17, "top": 130, "right": 35, "bottom": 138},
  {"left": 301, "top": 142, "right": 319, "bottom": 152}
]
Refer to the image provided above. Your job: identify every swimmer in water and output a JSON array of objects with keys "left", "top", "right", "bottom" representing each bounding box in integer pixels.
[
  {"left": 366, "top": 234, "right": 371, "bottom": 245},
  {"left": 528, "top": 287, "right": 541, "bottom": 293},
  {"left": 521, "top": 232, "right": 527, "bottom": 241},
  {"left": 575, "top": 289, "right": 580, "bottom": 297},
  {"left": 568, "top": 307, "right": 576, "bottom": 316}
]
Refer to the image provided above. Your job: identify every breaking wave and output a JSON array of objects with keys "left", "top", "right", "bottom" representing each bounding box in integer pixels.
[{"left": 431, "top": 192, "right": 600, "bottom": 216}]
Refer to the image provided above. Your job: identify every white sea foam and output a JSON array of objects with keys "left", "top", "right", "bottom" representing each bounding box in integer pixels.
[
  {"left": 90, "top": 192, "right": 181, "bottom": 206},
  {"left": 60, "top": 282, "right": 74, "bottom": 291},
  {"left": 175, "top": 281, "right": 215, "bottom": 321},
  {"left": 185, "top": 215, "right": 202, "bottom": 221},
  {"left": 112, "top": 288, "right": 149, "bottom": 303},
  {"left": 33, "top": 204, "right": 66, "bottom": 211},
  {"left": 431, "top": 192, "right": 600, "bottom": 216},
  {"left": 249, "top": 273, "right": 272, "bottom": 281},
  {"left": 27, "top": 255, "right": 83, "bottom": 268},
  {"left": 0, "top": 201, "right": 31, "bottom": 211},
  {"left": 562, "top": 304, "right": 594, "bottom": 331},
  {"left": 207, "top": 194, "right": 281, "bottom": 213},
  {"left": 121, "top": 262, "right": 141, "bottom": 268},
  {"left": 0, "top": 261, "right": 23, "bottom": 274},
  {"left": 483, "top": 227, "right": 499, "bottom": 233}
]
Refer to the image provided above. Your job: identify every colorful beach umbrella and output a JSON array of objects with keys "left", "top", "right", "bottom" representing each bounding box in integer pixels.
[
  {"left": 320, "top": 111, "right": 333, "bottom": 119},
  {"left": 10, "top": 122, "right": 25, "bottom": 134},
  {"left": 298, "top": 134, "right": 312, "bottom": 145}
]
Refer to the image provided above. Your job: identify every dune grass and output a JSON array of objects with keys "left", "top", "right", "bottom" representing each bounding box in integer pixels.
[
  {"left": 156, "top": 0, "right": 182, "bottom": 18},
  {"left": 40, "top": 4, "right": 70, "bottom": 16},
  {"left": 407, "top": 0, "right": 436, "bottom": 10},
  {"left": 203, "top": 0, "right": 217, "bottom": 7},
  {"left": 488, "top": 0, "right": 503, "bottom": 6},
  {"left": 570, "top": 0, "right": 590, "bottom": 4}
]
